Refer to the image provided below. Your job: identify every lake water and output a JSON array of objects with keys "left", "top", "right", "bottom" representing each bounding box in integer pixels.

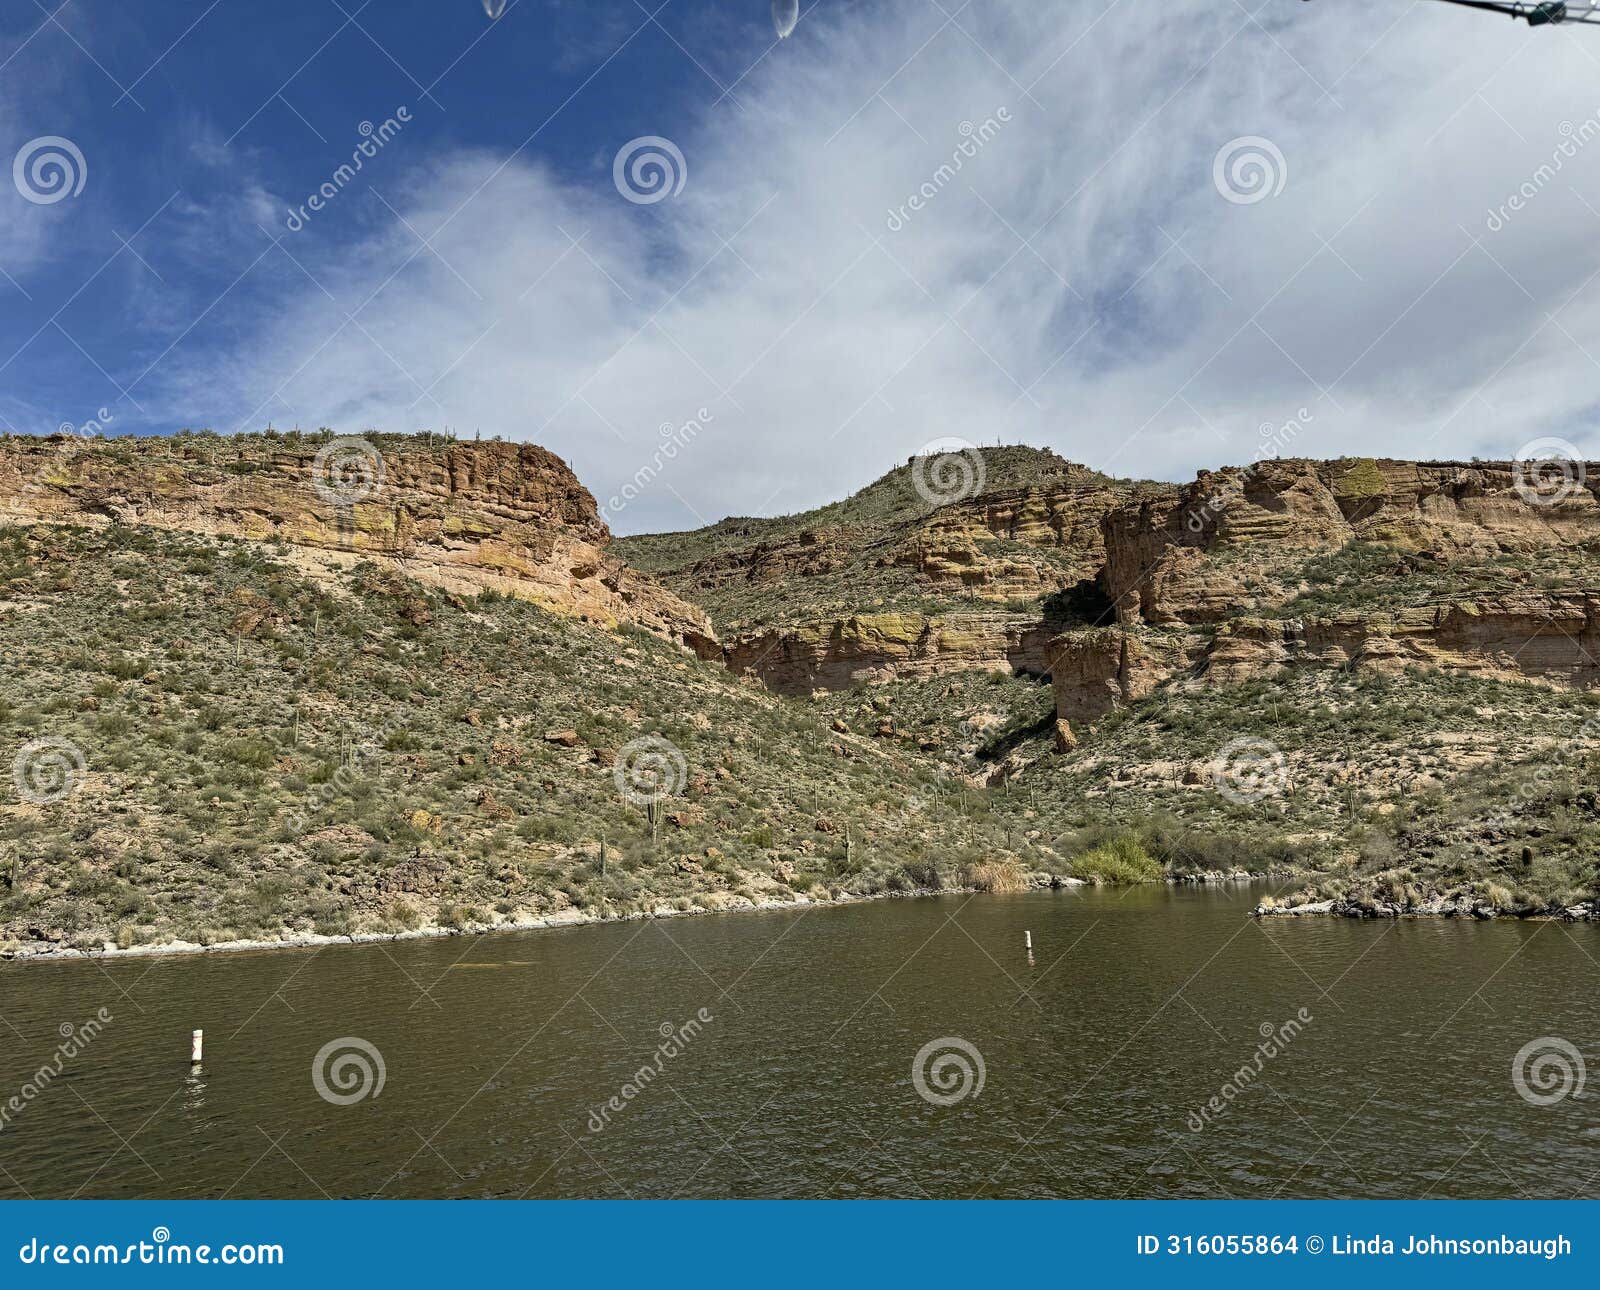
[{"left": 0, "top": 884, "right": 1595, "bottom": 1198}]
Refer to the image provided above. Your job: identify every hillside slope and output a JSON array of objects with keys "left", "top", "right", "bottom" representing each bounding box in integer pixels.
[
  {"left": 0, "top": 429, "right": 714, "bottom": 647},
  {"left": 616, "top": 445, "right": 1132, "bottom": 629},
  {"left": 629, "top": 446, "right": 1600, "bottom": 919},
  {"left": 3, "top": 434, "right": 1599, "bottom": 951},
  {"left": 0, "top": 522, "right": 1057, "bottom": 956},
  {"left": 616, "top": 445, "right": 1136, "bottom": 693}
]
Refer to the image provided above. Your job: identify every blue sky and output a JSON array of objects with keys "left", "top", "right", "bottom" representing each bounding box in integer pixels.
[
  {"left": 1, "top": 1, "right": 749, "bottom": 431},
  {"left": 4, "top": 0, "right": 1600, "bottom": 533}
]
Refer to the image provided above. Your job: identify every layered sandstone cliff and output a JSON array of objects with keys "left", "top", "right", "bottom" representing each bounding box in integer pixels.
[
  {"left": 631, "top": 450, "right": 1600, "bottom": 706},
  {"left": 620, "top": 448, "right": 1131, "bottom": 690},
  {"left": 0, "top": 433, "right": 714, "bottom": 647},
  {"left": 1042, "top": 456, "right": 1600, "bottom": 740},
  {"left": 1100, "top": 458, "right": 1600, "bottom": 625},
  {"left": 722, "top": 610, "right": 1060, "bottom": 694},
  {"left": 1050, "top": 591, "right": 1600, "bottom": 739}
]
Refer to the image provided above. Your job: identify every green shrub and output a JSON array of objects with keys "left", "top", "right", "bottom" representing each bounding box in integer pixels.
[{"left": 1070, "top": 834, "right": 1162, "bottom": 885}]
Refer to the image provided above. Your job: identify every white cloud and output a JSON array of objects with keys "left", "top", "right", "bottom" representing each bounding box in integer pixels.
[{"left": 146, "top": 0, "right": 1600, "bottom": 532}]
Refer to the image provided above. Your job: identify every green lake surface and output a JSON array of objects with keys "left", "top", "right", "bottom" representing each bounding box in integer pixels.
[{"left": 0, "top": 882, "right": 1594, "bottom": 1198}]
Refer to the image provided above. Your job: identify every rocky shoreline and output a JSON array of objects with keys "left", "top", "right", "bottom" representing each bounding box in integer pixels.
[
  {"left": 0, "top": 872, "right": 1104, "bottom": 965},
  {"left": 1255, "top": 895, "right": 1600, "bottom": 922},
  {"left": 0, "top": 868, "right": 1279, "bottom": 964},
  {"left": 0, "top": 862, "right": 1322, "bottom": 966}
]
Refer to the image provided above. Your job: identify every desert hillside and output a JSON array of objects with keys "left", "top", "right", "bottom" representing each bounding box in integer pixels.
[
  {"left": 0, "top": 429, "right": 714, "bottom": 647},
  {"left": 0, "top": 432, "right": 1061, "bottom": 956},
  {"left": 2, "top": 431, "right": 1598, "bottom": 955},
  {"left": 628, "top": 442, "right": 1600, "bottom": 920}
]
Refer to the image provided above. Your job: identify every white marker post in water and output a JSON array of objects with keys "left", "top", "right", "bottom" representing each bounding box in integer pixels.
[
  {"left": 190, "top": 1029, "right": 203, "bottom": 1064},
  {"left": 1024, "top": 931, "right": 1032, "bottom": 950}
]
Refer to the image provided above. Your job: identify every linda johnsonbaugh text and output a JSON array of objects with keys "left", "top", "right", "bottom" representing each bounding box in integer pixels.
[{"left": 1137, "top": 1233, "right": 1571, "bottom": 1259}]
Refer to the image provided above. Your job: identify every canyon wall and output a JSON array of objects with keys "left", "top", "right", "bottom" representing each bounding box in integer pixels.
[
  {"left": 1051, "top": 592, "right": 1600, "bottom": 740},
  {"left": 1100, "top": 458, "right": 1600, "bottom": 625},
  {"left": 0, "top": 434, "right": 714, "bottom": 647},
  {"left": 722, "top": 610, "right": 1059, "bottom": 694},
  {"left": 715, "top": 456, "right": 1600, "bottom": 698},
  {"left": 697, "top": 472, "right": 1131, "bottom": 690},
  {"left": 1043, "top": 457, "right": 1600, "bottom": 740}
]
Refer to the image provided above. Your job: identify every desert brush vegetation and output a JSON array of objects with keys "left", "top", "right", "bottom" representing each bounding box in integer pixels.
[{"left": 2, "top": 435, "right": 1598, "bottom": 954}]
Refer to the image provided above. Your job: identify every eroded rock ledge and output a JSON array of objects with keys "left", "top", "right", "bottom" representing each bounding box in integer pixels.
[
  {"left": 0, "top": 434, "right": 714, "bottom": 648},
  {"left": 695, "top": 456, "right": 1600, "bottom": 707},
  {"left": 720, "top": 610, "right": 1060, "bottom": 694},
  {"left": 1101, "top": 458, "right": 1600, "bottom": 626},
  {"left": 1049, "top": 592, "right": 1600, "bottom": 741}
]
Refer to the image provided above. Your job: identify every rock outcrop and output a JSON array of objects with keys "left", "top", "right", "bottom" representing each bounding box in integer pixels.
[
  {"left": 722, "top": 610, "right": 1060, "bottom": 694},
  {"left": 1204, "top": 595, "right": 1600, "bottom": 689},
  {"left": 1040, "top": 457, "right": 1600, "bottom": 737},
  {"left": 1050, "top": 592, "right": 1600, "bottom": 734},
  {"left": 1099, "top": 458, "right": 1600, "bottom": 625},
  {"left": 877, "top": 479, "right": 1127, "bottom": 599},
  {"left": 0, "top": 433, "right": 714, "bottom": 647},
  {"left": 1048, "top": 627, "right": 1192, "bottom": 743},
  {"left": 653, "top": 477, "right": 1129, "bottom": 615},
  {"left": 625, "top": 449, "right": 1132, "bottom": 690},
  {"left": 632, "top": 451, "right": 1600, "bottom": 705}
]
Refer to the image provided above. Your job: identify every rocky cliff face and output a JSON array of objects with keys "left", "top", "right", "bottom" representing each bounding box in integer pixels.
[
  {"left": 701, "top": 476, "right": 1130, "bottom": 691},
  {"left": 721, "top": 610, "right": 1060, "bottom": 695},
  {"left": 0, "top": 434, "right": 714, "bottom": 647},
  {"left": 634, "top": 451, "right": 1600, "bottom": 708},
  {"left": 1049, "top": 627, "right": 1191, "bottom": 732},
  {"left": 647, "top": 477, "right": 1128, "bottom": 617},
  {"left": 626, "top": 452, "right": 1132, "bottom": 691},
  {"left": 1100, "top": 458, "right": 1600, "bottom": 625},
  {"left": 877, "top": 479, "right": 1126, "bottom": 599},
  {"left": 1050, "top": 591, "right": 1600, "bottom": 739},
  {"left": 1205, "top": 594, "right": 1600, "bottom": 688}
]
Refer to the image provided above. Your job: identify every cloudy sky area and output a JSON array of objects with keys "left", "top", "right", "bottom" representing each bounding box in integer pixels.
[{"left": 2, "top": 0, "right": 1600, "bottom": 532}]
